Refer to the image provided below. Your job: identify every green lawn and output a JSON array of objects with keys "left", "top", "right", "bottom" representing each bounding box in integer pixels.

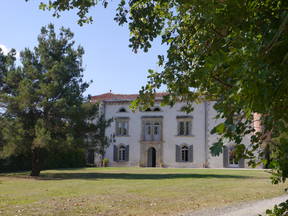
[{"left": 0, "top": 167, "right": 287, "bottom": 216}]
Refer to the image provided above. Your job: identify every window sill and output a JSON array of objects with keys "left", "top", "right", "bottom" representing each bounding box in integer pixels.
[
  {"left": 175, "top": 135, "right": 194, "bottom": 137},
  {"left": 140, "top": 140, "right": 163, "bottom": 144},
  {"left": 115, "top": 135, "right": 130, "bottom": 137}
]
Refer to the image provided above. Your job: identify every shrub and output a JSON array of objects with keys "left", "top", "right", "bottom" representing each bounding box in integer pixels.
[
  {"left": 0, "top": 147, "right": 86, "bottom": 172},
  {"left": 102, "top": 158, "right": 109, "bottom": 167}
]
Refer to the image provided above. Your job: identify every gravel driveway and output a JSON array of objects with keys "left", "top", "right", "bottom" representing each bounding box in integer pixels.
[{"left": 179, "top": 194, "right": 288, "bottom": 216}]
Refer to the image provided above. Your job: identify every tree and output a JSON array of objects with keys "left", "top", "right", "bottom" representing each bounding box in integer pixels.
[
  {"left": 32, "top": 0, "right": 288, "bottom": 181},
  {"left": 94, "top": 114, "right": 113, "bottom": 159},
  {"left": 86, "top": 114, "right": 113, "bottom": 166},
  {"left": 0, "top": 24, "right": 99, "bottom": 176}
]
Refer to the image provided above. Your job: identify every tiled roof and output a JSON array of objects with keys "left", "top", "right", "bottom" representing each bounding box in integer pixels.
[{"left": 91, "top": 92, "right": 168, "bottom": 102}]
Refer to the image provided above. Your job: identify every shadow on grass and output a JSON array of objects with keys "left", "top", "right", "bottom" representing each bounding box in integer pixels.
[{"left": 35, "top": 172, "right": 256, "bottom": 180}]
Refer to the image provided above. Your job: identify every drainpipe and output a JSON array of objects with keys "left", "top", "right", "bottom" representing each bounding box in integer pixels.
[{"left": 204, "top": 101, "right": 208, "bottom": 168}]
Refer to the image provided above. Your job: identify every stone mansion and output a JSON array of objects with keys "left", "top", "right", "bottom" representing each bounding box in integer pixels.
[{"left": 89, "top": 92, "right": 247, "bottom": 168}]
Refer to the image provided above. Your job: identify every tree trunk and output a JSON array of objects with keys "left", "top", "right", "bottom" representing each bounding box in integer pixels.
[
  {"left": 264, "top": 144, "right": 271, "bottom": 169},
  {"left": 30, "top": 148, "right": 41, "bottom": 176}
]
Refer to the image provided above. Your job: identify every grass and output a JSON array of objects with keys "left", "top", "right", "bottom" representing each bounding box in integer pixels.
[{"left": 0, "top": 167, "right": 287, "bottom": 216}]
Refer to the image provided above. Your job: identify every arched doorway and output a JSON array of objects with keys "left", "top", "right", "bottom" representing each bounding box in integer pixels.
[{"left": 147, "top": 147, "right": 156, "bottom": 167}]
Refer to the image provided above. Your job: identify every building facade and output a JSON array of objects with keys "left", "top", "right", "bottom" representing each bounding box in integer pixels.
[{"left": 90, "top": 93, "right": 247, "bottom": 168}]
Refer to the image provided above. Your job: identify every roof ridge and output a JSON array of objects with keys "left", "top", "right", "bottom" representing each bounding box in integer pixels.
[{"left": 91, "top": 92, "right": 168, "bottom": 102}]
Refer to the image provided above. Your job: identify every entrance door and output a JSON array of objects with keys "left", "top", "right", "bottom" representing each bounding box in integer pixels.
[{"left": 147, "top": 147, "right": 156, "bottom": 167}]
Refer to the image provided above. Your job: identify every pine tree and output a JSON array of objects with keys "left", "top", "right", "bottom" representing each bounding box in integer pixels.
[{"left": 0, "top": 24, "right": 98, "bottom": 176}]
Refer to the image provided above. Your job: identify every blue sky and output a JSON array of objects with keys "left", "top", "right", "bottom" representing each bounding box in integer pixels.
[{"left": 0, "top": 1, "right": 166, "bottom": 96}]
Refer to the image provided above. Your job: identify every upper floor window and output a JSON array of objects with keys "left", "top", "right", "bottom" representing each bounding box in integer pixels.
[
  {"left": 118, "top": 107, "right": 127, "bottom": 112},
  {"left": 144, "top": 108, "right": 152, "bottom": 112},
  {"left": 153, "top": 107, "right": 161, "bottom": 112},
  {"left": 143, "top": 107, "right": 161, "bottom": 112},
  {"left": 115, "top": 118, "right": 129, "bottom": 136},
  {"left": 143, "top": 120, "right": 162, "bottom": 141},
  {"left": 177, "top": 118, "right": 192, "bottom": 136}
]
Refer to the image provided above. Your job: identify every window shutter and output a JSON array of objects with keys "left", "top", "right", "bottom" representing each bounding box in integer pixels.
[
  {"left": 125, "top": 145, "right": 129, "bottom": 161},
  {"left": 223, "top": 146, "right": 228, "bottom": 168},
  {"left": 115, "top": 121, "right": 119, "bottom": 136},
  {"left": 185, "top": 121, "right": 189, "bottom": 135},
  {"left": 113, "top": 145, "right": 118, "bottom": 162},
  {"left": 124, "top": 122, "right": 128, "bottom": 135},
  {"left": 176, "top": 145, "right": 180, "bottom": 162},
  {"left": 179, "top": 122, "right": 184, "bottom": 135},
  {"left": 239, "top": 158, "right": 245, "bottom": 168},
  {"left": 188, "top": 145, "right": 193, "bottom": 162}
]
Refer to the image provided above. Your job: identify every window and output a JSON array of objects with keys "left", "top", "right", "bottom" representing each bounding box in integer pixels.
[
  {"left": 228, "top": 146, "right": 239, "bottom": 166},
  {"left": 144, "top": 108, "right": 152, "bottom": 112},
  {"left": 223, "top": 145, "right": 245, "bottom": 168},
  {"left": 177, "top": 119, "right": 192, "bottom": 136},
  {"left": 143, "top": 120, "right": 161, "bottom": 141},
  {"left": 181, "top": 146, "right": 189, "bottom": 162},
  {"left": 118, "top": 107, "right": 127, "bottom": 112},
  {"left": 116, "top": 119, "right": 129, "bottom": 136},
  {"left": 143, "top": 107, "right": 161, "bottom": 112},
  {"left": 113, "top": 145, "right": 129, "bottom": 162},
  {"left": 87, "top": 149, "right": 95, "bottom": 164},
  {"left": 119, "top": 145, "right": 126, "bottom": 161},
  {"left": 153, "top": 107, "right": 161, "bottom": 112},
  {"left": 176, "top": 144, "right": 193, "bottom": 162}
]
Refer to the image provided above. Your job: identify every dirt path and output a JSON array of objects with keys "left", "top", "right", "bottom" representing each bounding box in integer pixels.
[{"left": 180, "top": 194, "right": 288, "bottom": 216}]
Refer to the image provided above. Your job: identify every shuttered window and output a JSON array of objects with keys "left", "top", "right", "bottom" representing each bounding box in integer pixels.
[
  {"left": 176, "top": 144, "right": 193, "bottom": 162},
  {"left": 181, "top": 146, "right": 189, "bottom": 162},
  {"left": 119, "top": 146, "right": 126, "bottom": 161},
  {"left": 113, "top": 144, "right": 129, "bottom": 162}
]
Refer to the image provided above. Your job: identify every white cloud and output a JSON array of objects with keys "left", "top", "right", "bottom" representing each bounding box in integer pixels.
[{"left": 0, "top": 44, "right": 20, "bottom": 59}]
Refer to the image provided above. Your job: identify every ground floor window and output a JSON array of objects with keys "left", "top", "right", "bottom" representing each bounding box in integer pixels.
[
  {"left": 87, "top": 150, "right": 94, "bottom": 164},
  {"left": 119, "top": 145, "right": 126, "bottom": 161},
  {"left": 181, "top": 146, "right": 189, "bottom": 162},
  {"left": 176, "top": 144, "right": 193, "bottom": 162},
  {"left": 228, "top": 146, "right": 239, "bottom": 167},
  {"left": 223, "top": 145, "right": 245, "bottom": 168},
  {"left": 113, "top": 144, "right": 129, "bottom": 162}
]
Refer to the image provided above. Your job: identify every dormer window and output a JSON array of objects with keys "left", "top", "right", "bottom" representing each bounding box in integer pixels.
[{"left": 118, "top": 107, "right": 127, "bottom": 113}]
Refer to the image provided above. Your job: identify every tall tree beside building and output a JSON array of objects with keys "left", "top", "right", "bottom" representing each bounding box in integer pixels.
[{"left": 0, "top": 24, "right": 98, "bottom": 176}]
